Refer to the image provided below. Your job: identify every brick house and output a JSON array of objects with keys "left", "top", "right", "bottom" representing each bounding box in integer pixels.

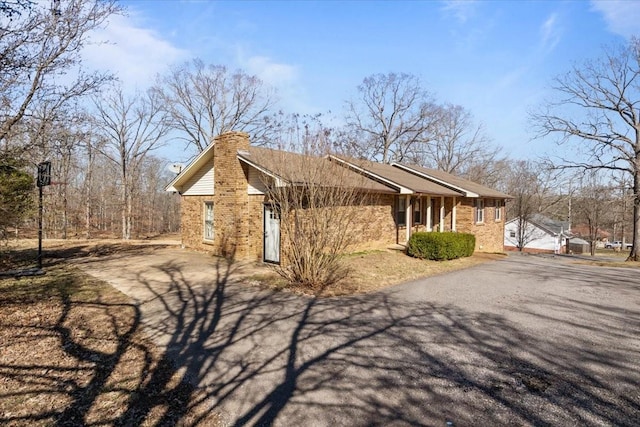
[{"left": 166, "top": 131, "right": 512, "bottom": 262}]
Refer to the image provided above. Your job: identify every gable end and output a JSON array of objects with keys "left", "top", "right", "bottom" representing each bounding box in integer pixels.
[{"left": 182, "top": 163, "right": 214, "bottom": 196}]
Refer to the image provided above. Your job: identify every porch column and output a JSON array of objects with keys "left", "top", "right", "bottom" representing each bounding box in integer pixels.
[
  {"left": 439, "top": 196, "right": 445, "bottom": 232},
  {"left": 426, "top": 196, "right": 432, "bottom": 231},
  {"left": 451, "top": 197, "right": 457, "bottom": 231},
  {"left": 405, "top": 194, "right": 411, "bottom": 243}
]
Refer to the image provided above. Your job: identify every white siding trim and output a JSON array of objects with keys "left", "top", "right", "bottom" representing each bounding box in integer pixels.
[
  {"left": 248, "top": 167, "right": 267, "bottom": 195},
  {"left": 182, "top": 164, "right": 214, "bottom": 196},
  {"left": 405, "top": 195, "right": 411, "bottom": 243},
  {"left": 439, "top": 196, "right": 445, "bottom": 232},
  {"left": 451, "top": 197, "right": 457, "bottom": 231},
  {"left": 426, "top": 196, "right": 432, "bottom": 231}
]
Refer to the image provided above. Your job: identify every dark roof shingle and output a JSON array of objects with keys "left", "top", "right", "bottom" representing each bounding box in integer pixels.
[
  {"left": 393, "top": 163, "right": 513, "bottom": 198},
  {"left": 331, "top": 156, "right": 461, "bottom": 196},
  {"left": 239, "top": 147, "right": 394, "bottom": 193}
]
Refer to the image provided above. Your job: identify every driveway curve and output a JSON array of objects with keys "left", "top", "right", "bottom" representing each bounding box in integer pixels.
[{"left": 74, "top": 248, "right": 640, "bottom": 426}]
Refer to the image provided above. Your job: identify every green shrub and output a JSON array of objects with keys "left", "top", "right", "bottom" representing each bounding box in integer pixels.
[
  {"left": 0, "top": 164, "right": 34, "bottom": 241},
  {"left": 406, "top": 232, "right": 475, "bottom": 260}
]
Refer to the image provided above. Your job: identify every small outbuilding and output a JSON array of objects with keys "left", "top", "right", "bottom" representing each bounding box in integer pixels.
[
  {"left": 566, "top": 237, "right": 590, "bottom": 254},
  {"left": 504, "top": 214, "right": 571, "bottom": 254}
]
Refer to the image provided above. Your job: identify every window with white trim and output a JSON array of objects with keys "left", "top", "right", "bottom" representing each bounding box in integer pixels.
[
  {"left": 494, "top": 200, "right": 502, "bottom": 221},
  {"left": 397, "top": 197, "right": 406, "bottom": 226},
  {"left": 204, "top": 201, "right": 214, "bottom": 240},
  {"left": 475, "top": 199, "right": 485, "bottom": 223}
]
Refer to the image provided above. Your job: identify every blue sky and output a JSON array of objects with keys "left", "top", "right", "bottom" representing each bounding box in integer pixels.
[{"left": 83, "top": 0, "right": 640, "bottom": 163}]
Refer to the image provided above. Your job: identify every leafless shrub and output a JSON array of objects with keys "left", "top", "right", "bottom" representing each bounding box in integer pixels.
[{"left": 257, "top": 145, "right": 378, "bottom": 289}]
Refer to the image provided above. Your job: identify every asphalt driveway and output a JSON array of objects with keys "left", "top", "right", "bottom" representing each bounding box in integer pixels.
[{"left": 74, "top": 249, "right": 640, "bottom": 426}]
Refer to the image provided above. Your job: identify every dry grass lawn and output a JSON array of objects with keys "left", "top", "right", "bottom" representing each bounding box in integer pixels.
[
  {"left": 0, "top": 244, "right": 221, "bottom": 426},
  {"left": 340, "top": 249, "right": 506, "bottom": 294},
  {"left": 252, "top": 248, "right": 507, "bottom": 296}
]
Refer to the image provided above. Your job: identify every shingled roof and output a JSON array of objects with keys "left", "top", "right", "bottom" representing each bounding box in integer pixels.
[
  {"left": 166, "top": 137, "right": 512, "bottom": 200},
  {"left": 329, "top": 155, "right": 461, "bottom": 196},
  {"left": 392, "top": 163, "right": 513, "bottom": 198},
  {"left": 238, "top": 147, "right": 394, "bottom": 193}
]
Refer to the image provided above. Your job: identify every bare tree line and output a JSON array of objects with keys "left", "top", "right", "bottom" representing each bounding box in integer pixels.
[
  {"left": 0, "top": 2, "right": 506, "bottom": 242},
  {"left": 9, "top": 106, "right": 180, "bottom": 239},
  {"left": 529, "top": 37, "right": 640, "bottom": 260},
  {"left": 2, "top": 0, "right": 639, "bottom": 254}
]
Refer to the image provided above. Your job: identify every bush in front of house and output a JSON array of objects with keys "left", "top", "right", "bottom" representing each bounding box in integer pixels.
[{"left": 406, "top": 232, "right": 475, "bottom": 260}]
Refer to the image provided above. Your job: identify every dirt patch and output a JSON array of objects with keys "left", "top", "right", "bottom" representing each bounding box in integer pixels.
[{"left": 0, "top": 251, "right": 220, "bottom": 426}]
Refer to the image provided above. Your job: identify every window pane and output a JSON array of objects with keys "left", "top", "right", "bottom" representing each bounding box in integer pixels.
[
  {"left": 397, "top": 197, "right": 406, "bottom": 225},
  {"left": 204, "top": 202, "right": 214, "bottom": 240},
  {"left": 475, "top": 199, "right": 484, "bottom": 223},
  {"left": 413, "top": 198, "right": 421, "bottom": 224}
]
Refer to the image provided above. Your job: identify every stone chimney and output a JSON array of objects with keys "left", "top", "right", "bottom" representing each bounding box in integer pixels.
[{"left": 212, "top": 131, "right": 250, "bottom": 258}]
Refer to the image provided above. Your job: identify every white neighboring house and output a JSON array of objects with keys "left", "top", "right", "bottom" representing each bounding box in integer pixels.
[{"left": 504, "top": 214, "right": 572, "bottom": 253}]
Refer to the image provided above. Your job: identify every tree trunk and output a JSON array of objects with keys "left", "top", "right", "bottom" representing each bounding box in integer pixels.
[
  {"left": 126, "top": 190, "right": 133, "bottom": 239},
  {"left": 62, "top": 183, "right": 68, "bottom": 239},
  {"left": 628, "top": 166, "right": 640, "bottom": 261},
  {"left": 84, "top": 144, "right": 93, "bottom": 239},
  {"left": 629, "top": 188, "right": 640, "bottom": 261},
  {"left": 121, "top": 181, "right": 128, "bottom": 240}
]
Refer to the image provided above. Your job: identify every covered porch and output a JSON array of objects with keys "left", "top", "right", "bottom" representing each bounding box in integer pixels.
[{"left": 396, "top": 194, "right": 460, "bottom": 244}]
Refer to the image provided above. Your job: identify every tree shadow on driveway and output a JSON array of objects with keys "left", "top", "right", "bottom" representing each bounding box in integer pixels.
[
  {"left": 91, "top": 252, "right": 640, "bottom": 426},
  {"left": 5, "top": 248, "right": 637, "bottom": 426}
]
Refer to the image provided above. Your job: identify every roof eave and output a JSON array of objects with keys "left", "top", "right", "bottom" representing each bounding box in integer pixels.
[
  {"left": 164, "top": 142, "right": 215, "bottom": 193},
  {"left": 391, "top": 163, "right": 477, "bottom": 197},
  {"left": 328, "top": 155, "right": 410, "bottom": 194},
  {"left": 237, "top": 152, "right": 288, "bottom": 187}
]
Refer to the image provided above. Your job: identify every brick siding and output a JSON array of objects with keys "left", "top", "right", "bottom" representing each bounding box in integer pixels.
[
  {"left": 180, "top": 195, "right": 211, "bottom": 251},
  {"left": 178, "top": 132, "right": 505, "bottom": 260},
  {"left": 456, "top": 198, "right": 505, "bottom": 253}
]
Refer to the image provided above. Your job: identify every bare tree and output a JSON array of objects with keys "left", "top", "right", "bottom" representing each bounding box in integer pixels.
[
  {"left": 462, "top": 157, "right": 511, "bottom": 189},
  {"left": 256, "top": 146, "right": 376, "bottom": 289},
  {"left": 135, "top": 155, "right": 178, "bottom": 236},
  {"left": 0, "top": 0, "right": 118, "bottom": 238},
  {"left": 504, "top": 160, "right": 562, "bottom": 251},
  {"left": 23, "top": 105, "right": 89, "bottom": 238},
  {"left": 271, "top": 112, "right": 337, "bottom": 155},
  {"left": 92, "top": 86, "right": 170, "bottom": 240},
  {"left": 572, "top": 171, "right": 612, "bottom": 256},
  {"left": 343, "top": 72, "right": 438, "bottom": 163},
  {"left": 610, "top": 171, "right": 633, "bottom": 245},
  {"left": 505, "top": 161, "right": 540, "bottom": 251},
  {"left": 153, "top": 59, "right": 278, "bottom": 153},
  {"left": 412, "top": 103, "right": 505, "bottom": 182},
  {"left": 531, "top": 38, "right": 640, "bottom": 261},
  {"left": 0, "top": 0, "right": 31, "bottom": 20},
  {"left": 0, "top": 0, "right": 118, "bottom": 148}
]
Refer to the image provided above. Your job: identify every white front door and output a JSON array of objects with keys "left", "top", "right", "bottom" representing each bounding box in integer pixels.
[{"left": 264, "top": 204, "right": 280, "bottom": 263}]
